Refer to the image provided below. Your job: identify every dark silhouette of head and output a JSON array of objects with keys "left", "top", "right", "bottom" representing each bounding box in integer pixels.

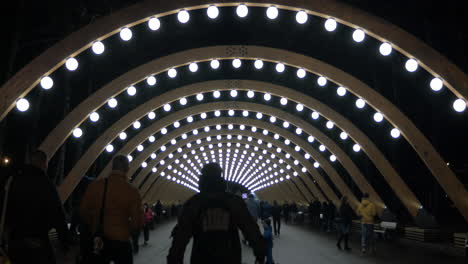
[
  {"left": 31, "top": 150, "right": 48, "bottom": 171},
  {"left": 248, "top": 193, "right": 255, "bottom": 200},
  {"left": 112, "top": 155, "right": 129, "bottom": 173},
  {"left": 199, "top": 163, "right": 225, "bottom": 193},
  {"left": 362, "top": 193, "right": 369, "bottom": 200}
]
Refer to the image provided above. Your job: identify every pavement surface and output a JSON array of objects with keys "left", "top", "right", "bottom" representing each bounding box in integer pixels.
[{"left": 134, "top": 219, "right": 465, "bottom": 264}]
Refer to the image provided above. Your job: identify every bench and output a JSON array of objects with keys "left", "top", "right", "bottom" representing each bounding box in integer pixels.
[
  {"left": 374, "top": 221, "right": 397, "bottom": 240},
  {"left": 404, "top": 227, "right": 440, "bottom": 242}
]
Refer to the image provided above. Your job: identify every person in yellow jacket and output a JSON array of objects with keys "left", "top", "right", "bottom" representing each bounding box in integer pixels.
[{"left": 357, "top": 193, "right": 377, "bottom": 255}]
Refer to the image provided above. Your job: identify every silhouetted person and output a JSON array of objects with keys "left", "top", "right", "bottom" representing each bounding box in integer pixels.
[
  {"left": 143, "top": 203, "right": 153, "bottom": 246},
  {"left": 357, "top": 193, "right": 377, "bottom": 255},
  {"left": 154, "top": 200, "right": 163, "bottom": 222},
  {"left": 271, "top": 201, "right": 282, "bottom": 236},
  {"left": 167, "top": 163, "right": 266, "bottom": 264},
  {"left": 320, "top": 201, "right": 329, "bottom": 231},
  {"left": 262, "top": 218, "right": 274, "bottom": 264},
  {"left": 6, "top": 150, "right": 72, "bottom": 264},
  {"left": 80, "top": 155, "right": 144, "bottom": 263},
  {"left": 283, "top": 202, "right": 290, "bottom": 224},
  {"left": 336, "top": 196, "right": 353, "bottom": 251}
]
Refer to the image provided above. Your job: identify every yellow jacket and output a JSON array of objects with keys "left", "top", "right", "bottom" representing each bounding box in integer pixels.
[{"left": 357, "top": 199, "right": 376, "bottom": 224}]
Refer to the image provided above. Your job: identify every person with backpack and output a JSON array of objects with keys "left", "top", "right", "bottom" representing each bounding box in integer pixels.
[
  {"left": 79, "top": 155, "right": 144, "bottom": 263},
  {"left": 357, "top": 193, "right": 377, "bottom": 255},
  {"left": 4, "top": 150, "right": 73, "bottom": 264},
  {"left": 336, "top": 196, "right": 353, "bottom": 251},
  {"left": 167, "top": 163, "right": 266, "bottom": 264}
]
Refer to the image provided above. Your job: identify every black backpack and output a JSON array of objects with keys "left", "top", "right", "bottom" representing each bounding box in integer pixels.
[{"left": 192, "top": 194, "right": 239, "bottom": 260}]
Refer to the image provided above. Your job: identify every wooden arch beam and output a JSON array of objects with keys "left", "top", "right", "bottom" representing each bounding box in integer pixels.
[
  {"left": 2, "top": 0, "right": 467, "bottom": 121},
  {"left": 141, "top": 135, "right": 324, "bottom": 203},
  {"left": 35, "top": 46, "right": 461, "bottom": 216},
  {"left": 56, "top": 79, "right": 398, "bottom": 209},
  {"left": 147, "top": 143, "right": 314, "bottom": 205},
  {"left": 136, "top": 133, "right": 321, "bottom": 203}
]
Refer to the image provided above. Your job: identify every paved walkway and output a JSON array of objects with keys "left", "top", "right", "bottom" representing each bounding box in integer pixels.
[{"left": 134, "top": 220, "right": 465, "bottom": 264}]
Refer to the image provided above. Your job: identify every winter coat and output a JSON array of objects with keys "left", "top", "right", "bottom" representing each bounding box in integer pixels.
[{"left": 357, "top": 199, "right": 377, "bottom": 224}]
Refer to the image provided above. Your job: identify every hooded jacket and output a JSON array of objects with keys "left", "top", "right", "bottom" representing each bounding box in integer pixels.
[{"left": 357, "top": 199, "right": 377, "bottom": 224}]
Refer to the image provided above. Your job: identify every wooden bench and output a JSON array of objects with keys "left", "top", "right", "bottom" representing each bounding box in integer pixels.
[
  {"left": 454, "top": 233, "right": 467, "bottom": 249},
  {"left": 374, "top": 221, "right": 397, "bottom": 240},
  {"left": 404, "top": 227, "right": 440, "bottom": 242}
]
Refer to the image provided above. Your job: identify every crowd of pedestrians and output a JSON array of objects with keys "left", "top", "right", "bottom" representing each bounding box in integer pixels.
[{"left": 1, "top": 149, "right": 382, "bottom": 264}]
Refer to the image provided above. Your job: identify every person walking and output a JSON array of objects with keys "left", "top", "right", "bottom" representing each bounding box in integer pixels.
[
  {"left": 80, "top": 155, "right": 144, "bottom": 264},
  {"left": 271, "top": 201, "right": 282, "bottom": 237},
  {"left": 283, "top": 202, "right": 290, "bottom": 224},
  {"left": 336, "top": 196, "right": 353, "bottom": 251},
  {"left": 167, "top": 163, "right": 266, "bottom": 264},
  {"left": 6, "top": 150, "right": 73, "bottom": 264},
  {"left": 357, "top": 193, "right": 377, "bottom": 255},
  {"left": 263, "top": 218, "right": 274, "bottom": 264},
  {"left": 143, "top": 203, "right": 153, "bottom": 246}
]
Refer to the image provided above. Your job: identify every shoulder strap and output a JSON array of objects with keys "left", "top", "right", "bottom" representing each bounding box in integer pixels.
[
  {"left": 0, "top": 176, "right": 13, "bottom": 254},
  {"left": 96, "top": 178, "right": 109, "bottom": 234}
]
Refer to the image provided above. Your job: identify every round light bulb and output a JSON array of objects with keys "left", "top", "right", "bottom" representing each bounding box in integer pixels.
[
  {"left": 430, "top": 77, "right": 443, "bottom": 92},
  {"left": 127, "top": 86, "right": 136, "bottom": 96},
  {"left": 40, "top": 76, "right": 54, "bottom": 90},
  {"left": 148, "top": 111, "right": 156, "bottom": 120},
  {"left": 276, "top": 63, "right": 285, "bottom": 73},
  {"left": 133, "top": 121, "right": 141, "bottom": 129},
  {"left": 213, "top": 90, "right": 221, "bottom": 98},
  {"left": 230, "top": 90, "right": 238, "bottom": 97},
  {"left": 106, "top": 144, "right": 114, "bottom": 153},
  {"left": 379, "top": 42, "right": 392, "bottom": 56},
  {"left": 146, "top": 76, "right": 156, "bottom": 86},
  {"left": 264, "top": 93, "right": 271, "bottom": 101},
  {"left": 232, "top": 59, "right": 242, "bottom": 68},
  {"left": 353, "top": 144, "right": 361, "bottom": 152},
  {"left": 236, "top": 4, "right": 248, "bottom": 18},
  {"left": 324, "top": 18, "right": 337, "bottom": 32},
  {"left": 311, "top": 111, "right": 320, "bottom": 120},
  {"left": 355, "top": 98, "right": 366, "bottom": 109},
  {"left": 179, "top": 97, "right": 187, "bottom": 105},
  {"left": 330, "top": 155, "right": 337, "bottom": 162},
  {"left": 189, "top": 62, "right": 198, "bottom": 72},
  {"left": 210, "top": 59, "right": 220, "bottom": 69},
  {"left": 148, "top": 17, "right": 161, "bottom": 30},
  {"left": 247, "top": 90, "right": 255, "bottom": 98},
  {"left": 319, "top": 145, "right": 326, "bottom": 152},
  {"left": 270, "top": 116, "right": 276, "bottom": 123},
  {"left": 127, "top": 155, "right": 133, "bottom": 162},
  {"left": 178, "top": 10, "right": 190, "bottom": 23},
  {"left": 65, "top": 58, "right": 78, "bottom": 71},
  {"left": 352, "top": 29, "right": 365, "bottom": 42},
  {"left": 296, "top": 103, "right": 304, "bottom": 112},
  {"left": 207, "top": 5, "right": 219, "bottom": 19},
  {"left": 254, "top": 60, "right": 263, "bottom": 69},
  {"left": 73, "top": 128, "right": 83, "bottom": 138},
  {"left": 196, "top": 93, "right": 204, "bottom": 101},
  {"left": 340, "top": 132, "right": 348, "bottom": 140},
  {"left": 108, "top": 98, "right": 118, "bottom": 108},
  {"left": 168, "top": 68, "right": 177, "bottom": 78},
  {"left": 164, "top": 104, "right": 171, "bottom": 112},
  {"left": 296, "top": 10, "right": 308, "bottom": 24},
  {"left": 453, "top": 99, "right": 466, "bottom": 112},
  {"left": 280, "top": 98, "right": 288, "bottom": 105},
  {"left": 314, "top": 162, "right": 320, "bottom": 168},
  {"left": 308, "top": 136, "right": 315, "bottom": 143},
  {"left": 89, "top": 112, "right": 99, "bottom": 122},
  {"left": 266, "top": 6, "right": 278, "bottom": 19},
  {"left": 149, "top": 136, "right": 155, "bottom": 142},
  {"left": 317, "top": 76, "right": 327, "bottom": 86},
  {"left": 119, "top": 27, "right": 132, "bottom": 41},
  {"left": 326, "top": 121, "right": 334, "bottom": 129},
  {"left": 337, "top": 86, "right": 347, "bottom": 96},
  {"left": 390, "top": 128, "right": 401, "bottom": 138},
  {"left": 92, "top": 41, "right": 105, "bottom": 55},
  {"left": 373, "top": 112, "right": 384, "bottom": 123},
  {"left": 119, "top": 132, "right": 127, "bottom": 140},
  {"left": 297, "top": 68, "right": 306, "bottom": 78},
  {"left": 405, "top": 59, "right": 418, "bottom": 72}
]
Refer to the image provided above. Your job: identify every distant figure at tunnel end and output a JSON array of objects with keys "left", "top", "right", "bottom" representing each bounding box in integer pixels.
[
  {"left": 167, "top": 163, "right": 266, "bottom": 264},
  {"left": 357, "top": 193, "right": 377, "bottom": 255}
]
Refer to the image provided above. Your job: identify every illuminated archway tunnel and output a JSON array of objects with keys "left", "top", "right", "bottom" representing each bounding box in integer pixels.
[{"left": 1, "top": 0, "right": 467, "bottom": 228}]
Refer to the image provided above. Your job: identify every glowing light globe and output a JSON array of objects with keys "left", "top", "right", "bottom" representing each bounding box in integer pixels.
[
  {"left": 266, "top": 6, "right": 278, "bottom": 20},
  {"left": 40, "top": 76, "right": 54, "bottom": 90},
  {"left": 296, "top": 10, "right": 308, "bottom": 24},
  {"left": 352, "top": 29, "right": 365, "bottom": 42},
  {"left": 119, "top": 28, "right": 132, "bottom": 41},
  {"left": 236, "top": 4, "right": 248, "bottom": 18},
  {"left": 178, "top": 10, "right": 190, "bottom": 23},
  {"left": 148, "top": 17, "right": 161, "bottom": 30},
  {"left": 207, "top": 5, "right": 219, "bottom": 19},
  {"left": 92, "top": 41, "right": 105, "bottom": 55},
  {"left": 73, "top": 128, "right": 83, "bottom": 138},
  {"left": 379, "top": 42, "right": 392, "bottom": 56},
  {"left": 324, "top": 18, "right": 337, "bottom": 32},
  {"left": 405, "top": 59, "right": 418, "bottom": 72},
  {"left": 65, "top": 58, "right": 78, "bottom": 71}
]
